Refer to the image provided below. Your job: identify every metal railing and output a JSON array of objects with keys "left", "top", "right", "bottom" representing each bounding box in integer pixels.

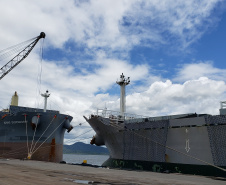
[
  {"left": 91, "top": 109, "right": 197, "bottom": 124},
  {"left": 94, "top": 109, "right": 148, "bottom": 122}
]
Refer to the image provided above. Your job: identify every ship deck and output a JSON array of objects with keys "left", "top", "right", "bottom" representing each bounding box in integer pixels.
[{"left": 0, "top": 159, "right": 225, "bottom": 185}]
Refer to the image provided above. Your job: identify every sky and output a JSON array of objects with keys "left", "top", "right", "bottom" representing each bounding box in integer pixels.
[{"left": 0, "top": 0, "right": 226, "bottom": 145}]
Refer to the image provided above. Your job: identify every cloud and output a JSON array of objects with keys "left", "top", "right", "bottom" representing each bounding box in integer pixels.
[
  {"left": 174, "top": 62, "right": 226, "bottom": 82},
  {"left": 72, "top": 73, "right": 226, "bottom": 145},
  {"left": 39, "top": 58, "right": 149, "bottom": 96},
  {"left": 103, "top": 77, "right": 226, "bottom": 118},
  {"left": 0, "top": 51, "right": 150, "bottom": 123},
  {"left": 2, "top": 53, "right": 225, "bottom": 145},
  {"left": 0, "top": 0, "right": 223, "bottom": 53},
  {"left": 1, "top": 0, "right": 226, "bottom": 145}
]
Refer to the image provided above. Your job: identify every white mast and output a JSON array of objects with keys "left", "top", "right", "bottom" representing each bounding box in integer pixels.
[
  {"left": 41, "top": 90, "right": 50, "bottom": 112},
  {"left": 116, "top": 73, "right": 130, "bottom": 116}
]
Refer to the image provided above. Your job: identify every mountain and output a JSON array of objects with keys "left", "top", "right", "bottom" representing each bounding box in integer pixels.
[{"left": 63, "top": 142, "right": 109, "bottom": 155}]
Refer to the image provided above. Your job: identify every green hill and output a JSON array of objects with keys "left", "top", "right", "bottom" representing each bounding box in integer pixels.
[{"left": 63, "top": 142, "right": 109, "bottom": 155}]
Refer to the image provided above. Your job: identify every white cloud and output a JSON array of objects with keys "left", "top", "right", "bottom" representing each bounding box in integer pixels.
[
  {"left": 2, "top": 52, "right": 226, "bottom": 145},
  {"left": 174, "top": 62, "right": 226, "bottom": 82},
  {"left": 113, "top": 77, "right": 226, "bottom": 117},
  {"left": 0, "top": 51, "right": 150, "bottom": 126},
  {"left": 0, "top": 0, "right": 223, "bottom": 52},
  {"left": 1, "top": 0, "right": 226, "bottom": 145}
]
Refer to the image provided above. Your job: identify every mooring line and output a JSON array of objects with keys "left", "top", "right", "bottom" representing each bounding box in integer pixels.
[
  {"left": 30, "top": 115, "right": 56, "bottom": 154},
  {"left": 32, "top": 118, "right": 66, "bottom": 155},
  {"left": 24, "top": 114, "right": 29, "bottom": 156},
  {"left": 103, "top": 117, "right": 226, "bottom": 173},
  {"left": 29, "top": 115, "right": 40, "bottom": 155}
]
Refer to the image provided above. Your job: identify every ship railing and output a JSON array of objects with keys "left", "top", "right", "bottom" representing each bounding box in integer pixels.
[{"left": 95, "top": 109, "right": 147, "bottom": 122}]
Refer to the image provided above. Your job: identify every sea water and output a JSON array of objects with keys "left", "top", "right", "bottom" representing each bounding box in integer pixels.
[{"left": 63, "top": 154, "right": 109, "bottom": 166}]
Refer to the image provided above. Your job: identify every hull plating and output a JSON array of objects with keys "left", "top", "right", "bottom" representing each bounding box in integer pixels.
[
  {"left": 0, "top": 106, "right": 73, "bottom": 162},
  {"left": 103, "top": 158, "right": 226, "bottom": 177},
  {"left": 86, "top": 114, "right": 226, "bottom": 177}
]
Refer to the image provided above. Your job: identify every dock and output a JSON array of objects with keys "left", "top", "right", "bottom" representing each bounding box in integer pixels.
[{"left": 0, "top": 159, "right": 225, "bottom": 185}]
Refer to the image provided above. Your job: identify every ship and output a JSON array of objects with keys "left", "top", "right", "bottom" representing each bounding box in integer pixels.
[
  {"left": 0, "top": 91, "right": 73, "bottom": 162},
  {"left": 84, "top": 73, "right": 226, "bottom": 177},
  {"left": 0, "top": 33, "right": 73, "bottom": 162}
]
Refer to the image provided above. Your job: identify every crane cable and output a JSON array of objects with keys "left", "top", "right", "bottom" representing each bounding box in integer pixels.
[
  {"left": 0, "top": 37, "right": 37, "bottom": 61},
  {"left": 38, "top": 38, "right": 44, "bottom": 95},
  {"left": 35, "top": 38, "right": 45, "bottom": 109}
]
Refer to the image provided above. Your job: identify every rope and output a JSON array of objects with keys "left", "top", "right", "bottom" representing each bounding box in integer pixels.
[
  {"left": 35, "top": 38, "right": 45, "bottom": 108},
  {"left": 0, "top": 37, "right": 37, "bottom": 61},
  {"left": 29, "top": 115, "right": 40, "bottom": 155},
  {"left": 60, "top": 123, "right": 95, "bottom": 144},
  {"left": 67, "top": 129, "right": 93, "bottom": 143},
  {"left": 32, "top": 118, "right": 66, "bottom": 155},
  {"left": 0, "top": 123, "right": 88, "bottom": 160},
  {"left": 2, "top": 130, "right": 7, "bottom": 155},
  {"left": 24, "top": 114, "right": 29, "bottom": 155},
  {"left": 30, "top": 123, "right": 91, "bottom": 155},
  {"left": 104, "top": 117, "right": 226, "bottom": 172},
  {"left": 38, "top": 38, "right": 44, "bottom": 95},
  {"left": 30, "top": 115, "right": 56, "bottom": 154}
]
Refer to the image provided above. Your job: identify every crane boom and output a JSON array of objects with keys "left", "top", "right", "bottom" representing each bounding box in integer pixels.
[{"left": 0, "top": 32, "right": 45, "bottom": 80}]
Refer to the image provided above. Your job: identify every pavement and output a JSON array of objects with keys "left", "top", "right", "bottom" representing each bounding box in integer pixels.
[{"left": 0, "top": 159, "right": 225, "bottom": 185}]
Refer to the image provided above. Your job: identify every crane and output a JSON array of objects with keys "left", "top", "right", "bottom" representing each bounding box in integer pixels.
[{"left": 0, "top": 32, "right": 45, "bottom": 80}]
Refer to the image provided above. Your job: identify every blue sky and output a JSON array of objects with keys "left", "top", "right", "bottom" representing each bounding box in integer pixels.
[
  {"left": 1, "top": 0, "right": 226, "bottom": 144},
  {"left": 40, "top": 0, "right": 226, "bottom": 87}
]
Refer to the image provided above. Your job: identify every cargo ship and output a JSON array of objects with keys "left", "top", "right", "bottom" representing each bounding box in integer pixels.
[
  {"left": 84, "top": 73, "right": 226, "bottom": 177},
  {"left": 0, "top": 32, "right": 73, "bottom": 162},
  {"left": 0, "top": 91, "right": 73, "bottom": 162}
]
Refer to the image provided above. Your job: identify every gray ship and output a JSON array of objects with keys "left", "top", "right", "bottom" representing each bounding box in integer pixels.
[
  {"left": 84, "top": 73, "right": 226, "bottom": 177},
  {"left": 0, "top": 91, "right": 73, "bottom": 162}
]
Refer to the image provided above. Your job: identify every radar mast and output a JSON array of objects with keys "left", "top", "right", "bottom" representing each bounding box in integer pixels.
[
  {"left": 41, "top": 90, "right": 50, "bottom": 112},
  {"left": 116, "top": 73, "right": 130, "bottom": 116}
]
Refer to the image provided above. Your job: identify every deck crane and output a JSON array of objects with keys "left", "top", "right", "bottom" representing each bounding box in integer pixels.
[{"left": 0, "top": 32, "right": 45, "bottom": 80}]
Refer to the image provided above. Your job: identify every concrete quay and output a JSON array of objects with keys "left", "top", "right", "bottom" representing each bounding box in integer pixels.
[{"left": 0, "top": 159, "right": 225, "bottom": 185}]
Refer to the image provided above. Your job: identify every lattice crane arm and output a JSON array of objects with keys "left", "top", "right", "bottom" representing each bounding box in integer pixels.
[{"left": 0, "top": 32, "right": 45, "bottom": 80}]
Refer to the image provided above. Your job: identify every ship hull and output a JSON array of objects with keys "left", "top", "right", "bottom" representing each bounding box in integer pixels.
[
  {"left": 85, "top": 114, "right": 226, "bottom": 177},
  {"left": 0, "top": 106, "right": 73, "bottom": 162},
  {"left": 103, "top": 158, "right": 226, "bottom": 177},
  {"left": 0, "top": 142, "right": 63, "bottom": 162}
]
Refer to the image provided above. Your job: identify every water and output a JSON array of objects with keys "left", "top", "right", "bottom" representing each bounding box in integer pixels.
[{"left": 63, "top": 154, "right": 109, "bottom": 166}]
